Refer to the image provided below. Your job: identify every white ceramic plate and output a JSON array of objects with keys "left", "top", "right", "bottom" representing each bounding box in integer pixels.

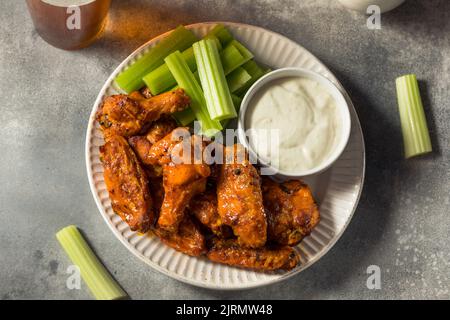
[{"left": 86, "top": 22, "right": 365, "bottom": 290}]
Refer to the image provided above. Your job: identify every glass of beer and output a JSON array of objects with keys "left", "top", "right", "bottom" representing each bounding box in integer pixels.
[{"left": 26, "top": 0, "right": 112, "bottom": 50}]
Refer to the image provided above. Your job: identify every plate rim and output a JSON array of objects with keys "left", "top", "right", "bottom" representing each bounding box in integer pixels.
[{"left": 85, "top": 21, "right": 366, "bottom": 290}]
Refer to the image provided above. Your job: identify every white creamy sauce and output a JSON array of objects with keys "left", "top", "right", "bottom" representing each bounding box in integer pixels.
[{"left": 245, "top": 77, "right": 341, "bottom": 172}]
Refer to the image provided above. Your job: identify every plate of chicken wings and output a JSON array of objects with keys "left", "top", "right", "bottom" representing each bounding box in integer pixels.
[{"left": 86, "top": 22, "right": 365, "bottom": 289}]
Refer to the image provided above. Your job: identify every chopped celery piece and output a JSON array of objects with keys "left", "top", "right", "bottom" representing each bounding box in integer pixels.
[
  {"left": 204, "top": 35, "right": 223, "bottom": 52},
  {"left": 396, "top": 74, "right": 432, "bottom": 158},
  {"left": 221, "top": 44, "right": 245, "bottom": 75},
  {"left": 194, "top": 39, "right": 237, "bottom": 121},
  {"left": 173, "top": 107, "right": 196, "bottom": 126},
  {"left": 220, "top": 40, "right": 254, "bottom": 76},
  {"left": 230, "top": 40, "right": 254, "bottom": 62},
  {"left": 143, "top": 47, "right": 196, "bottom": 95},
  {"left": 227, "top": 67, "right": 251, "bottom": 93},
  {"left": 207, "top": 24, "right": 234, "bottom": 46},
  {"left": 235, "top": 60, "right": 269, "bottom": 97},
  {"left": 115, "top": 25, "right": 197, "bottom": 93},
  {"left": 56, "top": 225, "right": 127, "bottom": 300},
  {"left": 165, "top": 51, "right": 222, "bottom": 135},
  {"left": 221, "top": 94, "right": 243, "bottom": 128}
]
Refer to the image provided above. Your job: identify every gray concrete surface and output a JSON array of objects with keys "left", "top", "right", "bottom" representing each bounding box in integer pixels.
[{"left": 0, "top": 0, "right": 449, "bottom": 300}]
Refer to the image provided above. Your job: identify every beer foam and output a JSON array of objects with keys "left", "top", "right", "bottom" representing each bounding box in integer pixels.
[{"left": 41, "top": 0, "right": 96, "bottom": 7}]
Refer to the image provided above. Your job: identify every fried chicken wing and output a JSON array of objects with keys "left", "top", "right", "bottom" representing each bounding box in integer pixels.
[
  {"left": 96, "top": 89, "right": 189, "bottom": 139},
  {"left": 128, "top": 117, "right": 177, "bottom": 166},
  {"left": 262, "top": 178, "right": 320, "bottom": 246},
  {"left": 217, "top": 144, "right": 267, "bottom": 248},
  {"left": 148, "top": 176, "right": 164, "bottom": 214},
  {"left": 139, "top": 87, "right": 153, "bottom": 99},
  {"left": 146, "top": 127, "right": 190, "bottom": 166},
  {"left": 128, "top": 135, "right": 153, "bottom": 166},
  {"left": 154, "top": 216, "right": 206, "bottom": 257},
  {"left": 159, "top": 162, "right": 209, "bottom": 232},
  {"left": 128, "top": 91, "right": 146, "bottom": 101},
  {"left": 188, "top": 190, "right": 231, "bottom": 238},
  {"left": 99, "top": 135, "right": 155, "bottom": 232},
  {"left": 145, "top": 117, "right": 177, "bottom": 145},
  {"left": 147, "top": 129, "right": 211, "bottom": 232},
  {"left": 207, "top": 239, "right": 299, "bottom": 271},
  {"left": 208, "top": 163, "right": 220, "bottom": 182}
]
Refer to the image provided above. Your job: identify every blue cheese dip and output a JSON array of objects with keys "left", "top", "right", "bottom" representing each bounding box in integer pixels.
[{"left": 244, "top": 77, "right": 342, "bottom": 173}]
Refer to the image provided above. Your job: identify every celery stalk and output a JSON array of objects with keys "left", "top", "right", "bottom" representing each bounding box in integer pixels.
[
  {"left": 396, "top": 74, "right": 432, "bottom": 158},
  {"left": 194, "top": 39, "right": 237, "bottom": 121},
  {"left": 165, "top": 51, "right": 222, "bottom": 135},
  {"left": 115, "top": 26, "right": 197, "bottom": 93},
  {"left": 207, "top": 24, "right": 234, "bottom": 46},
  {"left": 220, "top": 40, "right": 254, "bottom": 75},
  {"left": 235, "top": 60, "right": 270, "bottom": 97},
  {"left": 56, "top": 226, "right": 127, "bottom": 300},
  {"left": 221, "top": 44, "right": 245, "bottom": 75},
  {"left": 227, "top": 67, "right": 251, "bottom": 93},
  {"left": 204, "top": 35, "right": 223, "bottom": 52},
  {"left": 230, "top": 40, "right": 254, "bottom": 63},
  {"left": 221, "top": 94, "right": 243, "bottom": 128},
  {"left": 143, "top": 47, "right": 196, "bottom": 95}
]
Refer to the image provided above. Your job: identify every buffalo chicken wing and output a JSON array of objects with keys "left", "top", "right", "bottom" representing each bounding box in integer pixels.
[
  {"left": 99, "top": 135, "right": 155, "bottom": 232},
  {"left": 148, "top": 129, "right": 211, "bottom": 232},
  {"left": 128, "top": 117, "right": 177, "bottom": 166},
  {"left": 262, "top": 178, "right": 320, "bottom": 246},
  {"left": 154, "top": 216, "right": 206, "bottom": 257},
  {"left": 188, "top": 190, "right": 230, "bottom": 238},
  {"left": 97, "top": 89, "right": 189, "bottom": 139},
  {"left": 207, "top": 239, "right": 299, "bottom": 271},
  {"left": 217, "top": 144, "right": 267, "bottom": 248}
]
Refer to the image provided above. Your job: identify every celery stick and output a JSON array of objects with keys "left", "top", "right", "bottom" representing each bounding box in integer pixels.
[
  {"left": 221, "top": 94, "right": 243, "bottom": 128},
  {"left": 396, "top": 74, "right": 432, "bottom": 158},
  {"left": 143, "top": 47, "right": 196, "bottom": 95},
  {"left": 173, "top": 107, "right": 196, "bottom": 126},
  {"left": 174, "top": 56, "right": 237, "bottom": 127},
  {"left": 220, "top": 40, "right": 254, "bottom": 76},
  {"left": 227, "top": 67, "right": 251, "bottom": 93},
  {"left": 194, "top": 39, "right": 237, "bottom": 121},
  {"left": 56, "top": 226, "right": 127, "bottom": 300},
  {"left": 221, "top": 44, "right": 245, "bottom": 75},
  {"left": 230, "top": 40, "right": 254, "bottom": 63},
  {"left": 204, "top": 35, "right": 223, "bottom": 52},
  {"left": 165, "top": 51, "right": 222, "bottom": 135},
  {"left": 115, "top": 26, "right": 197, "bottom": 93},
  {"left": 235, "top": 61, "right": 270, "bottom": 97},
  {"left": 169, "top": 71, "right": 201, "bottom": 90},
  {"left": 208, "top": 24, "right": 234, "bottom": 46}
]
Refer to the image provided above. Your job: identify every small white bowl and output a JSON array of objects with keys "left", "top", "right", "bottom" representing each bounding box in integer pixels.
[{"left": 237, "top": 67, "right": 352, "bottom": 179}]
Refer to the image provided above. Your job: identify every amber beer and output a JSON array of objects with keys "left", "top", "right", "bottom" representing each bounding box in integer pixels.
[{"left": 26, "top": 0, "right": 111, "bottom": 50}]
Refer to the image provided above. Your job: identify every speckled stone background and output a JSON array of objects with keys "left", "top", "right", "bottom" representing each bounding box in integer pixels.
[{"left": 0, "top": 0, "right": 449, "bottom": 300}]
